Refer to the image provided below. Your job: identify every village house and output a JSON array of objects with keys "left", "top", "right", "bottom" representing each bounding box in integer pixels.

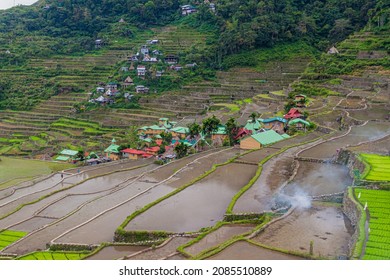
[
  {"left": 232, "top": 127, "right": 252, "bottom": 141},
  {"left": 260, "top": 117, "right": 287, "bottom": 134},
  {"left": 170, "top": 126, "right": 190, "bottom": 139},
  {"left": 185, "top": 63, "right": 197, "bottom": 68},
  {"left": 128, "top": 55, "right": 139, "bottom": 62},
  {"left": 147, "top": 39, "right": 159, "bottom": 44},
  {"left": 120, "top": 66, "right": 129, "bottom": 72},
  {"left": 240, "top": 130, "right": 289, "bottom": 150},
  {"left": 122, "top": 76, "right": 134, "bottom": 88},
  {"left": 137, "top": 65, "right": 146, "bottom": 77},
  {"left": 121, "top": 148, "right": 148, "bottom": 160},
  {"left": 137, "top": 125, "right": 166, "bottom": 136},
  {"left": 284, "top": 108, "right": 303, "bottom": 120},
  {"left": 164, "top": 55, "right": 178, "bottom": 64},
  {"left": 104, "top": 139, "right": 121, "bottom": 161},
  {"left": 244, "top": 119, "right": 262, "bottom": 133},
  {"left": 96, "top": 87, "right": 105, "bottom": 93},
  {"left": 119, "top": 18, "right": 125, "bottom": 23},
  {"left": 145, "top": 146, "right": 160, "bottom": 155},
  {"left": 55, "top": 149, "right": 79, "bottom": 162},
  {"left": 294, "top": 94, "right": 307, "bottom": 107},
  {"left": 106, "top": 82, "right": 118, "bottom": 91},
  {"left": 172, "top": 65, "right": 183, "bottom": 71},
  {"left": 152, "top": 50, "right": 162, "bottom": 55},
  {"left": 181, "top": 5, "right": 197, "bottom": 15},
  {"left": 140, "top": 45, "right": 149, "bottom": 55},
  {"left": 135, "top": 85, "right": 149, "bottom": 94},
  {"left": 211, "top": 125, "right": 228, "bottom": 144},
  {"left": 327, "top": 46, "right": 339, "bottom": 54},
  {"left": 156, "top": 71, "right": 163, "bottom": 78},
  {"left": 95, "top": 39, "right": 104, "bottom": 48},
  {"left": 158, "top": 118, "right": 176, "bottom": 129},
  {"left": 288, "top": 118, "right": 310, "bottom": 131}
]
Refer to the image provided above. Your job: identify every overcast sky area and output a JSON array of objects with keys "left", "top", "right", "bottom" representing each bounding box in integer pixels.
[{"left": 0, "top": 0, "right": 37, "bottom": 10}]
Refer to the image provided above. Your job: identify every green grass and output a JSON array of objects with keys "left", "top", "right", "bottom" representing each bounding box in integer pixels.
[
  {"left": 0, "top": 157, "right": 73, "bottom": 189},
  {"left": 16, "top": 251, "right": 88, "bottom": 260},
  {"left": 355, "top": 188, "right": 390, "bottom": 260},
  {"left": 360, "top": 154, "right": 390, "bottom": 181},
  {"left": 0, "top": 230, "right": 27, "bottom": 250}
]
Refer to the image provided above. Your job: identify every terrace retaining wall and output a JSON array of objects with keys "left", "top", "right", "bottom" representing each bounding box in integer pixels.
[{"left": 342, "top": 190, "right": 362, "bottom": 258}]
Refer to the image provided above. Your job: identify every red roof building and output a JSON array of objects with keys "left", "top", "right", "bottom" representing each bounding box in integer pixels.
[
  {"left": 284, "top": 108, "right": 303, "bottom": 120},
  {"left": 145, "top": 146, "right": 160, "bottom": 155},
  {"left": 121, "top": 148, "right": 148, "bottom": 160},
  {"left": 232, "top": 128, "right": 252, "bottom": 140}
]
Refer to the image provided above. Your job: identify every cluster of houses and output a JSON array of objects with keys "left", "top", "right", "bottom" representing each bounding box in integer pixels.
[
  {"left": 238, "top": 108, "right": 310, "bottom": 149},
  {"left": 181, "top": 1, "right": 216, "bottom": 16},
  {"left": 54, "top": 105, "right": 311, "bottom": 164}
]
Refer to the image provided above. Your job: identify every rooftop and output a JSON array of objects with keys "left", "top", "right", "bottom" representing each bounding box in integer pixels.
[{"left": 250, "top": 130, "right": 286, "bottom": 145}]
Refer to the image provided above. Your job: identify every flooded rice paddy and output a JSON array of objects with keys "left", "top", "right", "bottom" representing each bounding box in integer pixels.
[
  {"left": 126, "top": 163, "right": 258, "bottom": 233},
  {"left": 252, "top": 205, "right": 353, "bottom": 259},
  {"left": 300, "top": 121, "right": 390, "bottom": 159},
  {"left": 185, "top": 225, "right": 255, "bottom": 256},
  {"left": 283, "top": 162, "right": 352, "bottom": 197},
  {"left": 124, "top": 237, "right": 192, "bottom": 260},
  {"left": 207, "top": 240, "right": 304, "bottom": 260},
  {"left": 86, "top": 245, "right": 149, "bottom": 260}
]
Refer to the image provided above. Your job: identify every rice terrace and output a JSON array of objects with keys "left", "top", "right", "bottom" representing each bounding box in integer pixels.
[{"left": 0, "top": 0, "right": 389, "bottom": 261}]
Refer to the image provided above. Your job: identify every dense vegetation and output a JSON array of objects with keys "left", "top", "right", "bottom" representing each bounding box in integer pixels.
[
  {"left": 355, "top": 188, "right": 390, "bottom": 260},
  {"left": 0, "top": 0, "right": 387, "bottom": 110}
]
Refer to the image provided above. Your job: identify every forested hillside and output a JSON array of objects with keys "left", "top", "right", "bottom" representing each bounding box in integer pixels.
[{"left": 0, "top": 0, "right": 388, "bottom": 110}]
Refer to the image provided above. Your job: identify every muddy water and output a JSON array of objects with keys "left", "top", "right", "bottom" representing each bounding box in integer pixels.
[
  {"left": 185, "top": 225, "right": 255, "bottom": 256},
  {"left": 37, "top": 194, "right": 102, "bottom": 219},
  {"left": 234, "top": 144, "right": 304, "bottom": 213},
  {"left": 237, "top": 148, "right": 276, "bottom": 164},
  {"left": 348, "top": 105, "right": 389, "bottom": 121},
  {"left": 0, "top": 165, "right": 153, "bottom": 216},
  {"left": 11, "top": 216, "right": 57, "bottom": 232},
  {"left": 350, "top": 135, "right": 390, "bottom": 154},
  {"left": 126, "top": 163, "right": 258, "bottom": 233},
  {"left": 283, "top": 162, "right": 352, "bottom": 197},
  {"left": 252, "top": 206, "right": 353, "bottom": 259},
  {"left": 146, "top": 149, "right": 224, "bottom": 182},
  {"left": 86, "top": 245, "right": 149, "bottom": 260},
  {"left": 125, "top": 237, "right": 192, "bottom": 260},
  {"left": 300, "top": 121, "right": 390, "bottom": 159},
  {"left": 165, "top": 149, "right": 239, "bottom": 188},
  {"left": 270, "top": 131, "right": 324, "bottom": 149},
  {"left": 0, "top": 166, "right": 152, "bottom": 222},
  {"left": 55, "top": 183, "right": 173, "bottom": 244},
  {"left": 0, "top": 174, "right": 62, "bottom": 205},
  {"left": 207, "top": 240, "right": 304, "bottom": 260}
]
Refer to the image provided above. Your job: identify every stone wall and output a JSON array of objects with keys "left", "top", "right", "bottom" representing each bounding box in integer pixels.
[{"left": 343, "top": 190, "right": 362, "bottom": 258}]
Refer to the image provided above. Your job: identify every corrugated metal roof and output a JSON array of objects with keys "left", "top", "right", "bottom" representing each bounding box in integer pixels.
[
  {"left": 60, "top": 149, "right": 78, "bottom": 156},
  {"left": 251, "top": 130, "right": 285, "bottom": 145},
  {"left": 289, "top": 118, "right": 310, "bottom": 126},
  {"left": 104, "top": 144, "right": 120, "bottom": 153}
]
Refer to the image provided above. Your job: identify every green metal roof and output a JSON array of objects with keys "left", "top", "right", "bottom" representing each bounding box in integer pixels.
[
  {"left": 55, "top": 155, "right": 70, "bottom": 161},
  {"left": 261, "top": 117, "right": 287, "bottom": 124},
  {"left": 213, "top": 125, "right": 227, "bottom": 135},
  {"left": 60, "top": 149, "right": 78, "bottom": 156},
  {"left": 155, "top": 135, "right": 162, "bottom": 139},
  {"left": 288, "top": 119, "right": 310, "bottom": 126},
  {"left": 250, "top": 130, "right": 285, "bottom": 145},
  {"left": 171, "top": 126, "right": 189, "bottom": 134},
  {"left": 159, "top": 118, "right": 169, "bottom": 121},
  {"left": 149, "top": 125, "right": 165, "bottom": 130},
  {"left": 281, "top": 133, "right": 291, "bottom": 139},
  {"left": 104, "top": 144, "right": 120, "bottom": 153},
  {"left": 244, "top": 119, "right": 261, "bottom": 132}
]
